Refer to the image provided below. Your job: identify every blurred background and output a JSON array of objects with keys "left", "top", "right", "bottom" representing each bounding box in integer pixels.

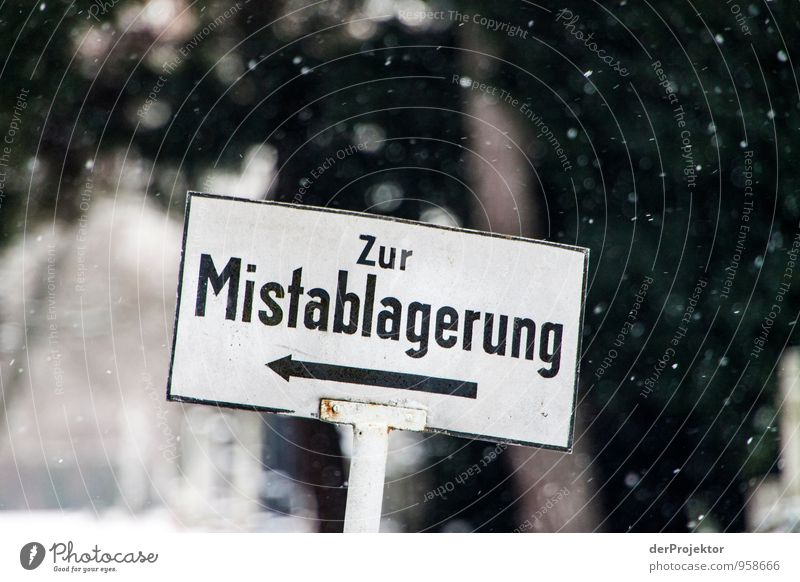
[{"left": 1, "top": 0, "right": 799, "bottom": 532}]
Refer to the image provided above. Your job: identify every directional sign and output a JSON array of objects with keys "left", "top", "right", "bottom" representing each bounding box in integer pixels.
[{"left": 167, "top": 192, "right": 589, "bottom": 450}]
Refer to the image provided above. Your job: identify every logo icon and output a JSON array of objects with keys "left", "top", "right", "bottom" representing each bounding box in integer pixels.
[{"left": 20, "top": 542, "right": 45, "bottom": 570}]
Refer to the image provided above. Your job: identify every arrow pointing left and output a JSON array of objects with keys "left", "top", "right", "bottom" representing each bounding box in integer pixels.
[{"left": 267, "top": 354, "right": 478, "bottom": 399}]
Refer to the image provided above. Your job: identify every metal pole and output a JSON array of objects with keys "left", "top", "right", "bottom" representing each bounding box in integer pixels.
[
  {"left": 319, "top": 399, "right": 427, "bottom": 534},
  {"left": 344, "top": 424, "right": 390, "bottom": 533}
]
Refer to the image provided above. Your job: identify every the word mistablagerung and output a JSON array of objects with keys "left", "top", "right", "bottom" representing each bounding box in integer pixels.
[{"left": 194, "top": 253, "right": 564, "bottom": 378}]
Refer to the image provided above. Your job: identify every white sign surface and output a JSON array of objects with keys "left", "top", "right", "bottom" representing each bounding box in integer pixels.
[{"left": 168, "top": 192, "right": 589, "bottom": 450}]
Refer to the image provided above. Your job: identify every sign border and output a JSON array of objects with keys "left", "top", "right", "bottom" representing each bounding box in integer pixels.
[{"left": 166, "top": 191, "right": 590, "bottom": 452}]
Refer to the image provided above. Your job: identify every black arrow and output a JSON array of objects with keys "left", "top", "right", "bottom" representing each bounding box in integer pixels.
[{"left": 266, "top": 354, "right": 477, "bottom": 399}]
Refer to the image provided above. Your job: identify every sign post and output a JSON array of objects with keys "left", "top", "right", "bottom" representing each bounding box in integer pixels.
[
  {"left": 168, "top": 191, "right": 589, "bottom": 531},
  {"left": 319, "top": 399, "right": 426, "bottom": 532}
]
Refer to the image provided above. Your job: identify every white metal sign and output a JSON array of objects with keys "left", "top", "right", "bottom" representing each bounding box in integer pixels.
[{"left": 167, "top": 192, "right": 589, "bottom": 450}]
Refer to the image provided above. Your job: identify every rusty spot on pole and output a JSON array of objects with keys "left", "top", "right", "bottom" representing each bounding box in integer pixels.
[{"left": 320, "top": 399, "right": 339, "bottom": 421}]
